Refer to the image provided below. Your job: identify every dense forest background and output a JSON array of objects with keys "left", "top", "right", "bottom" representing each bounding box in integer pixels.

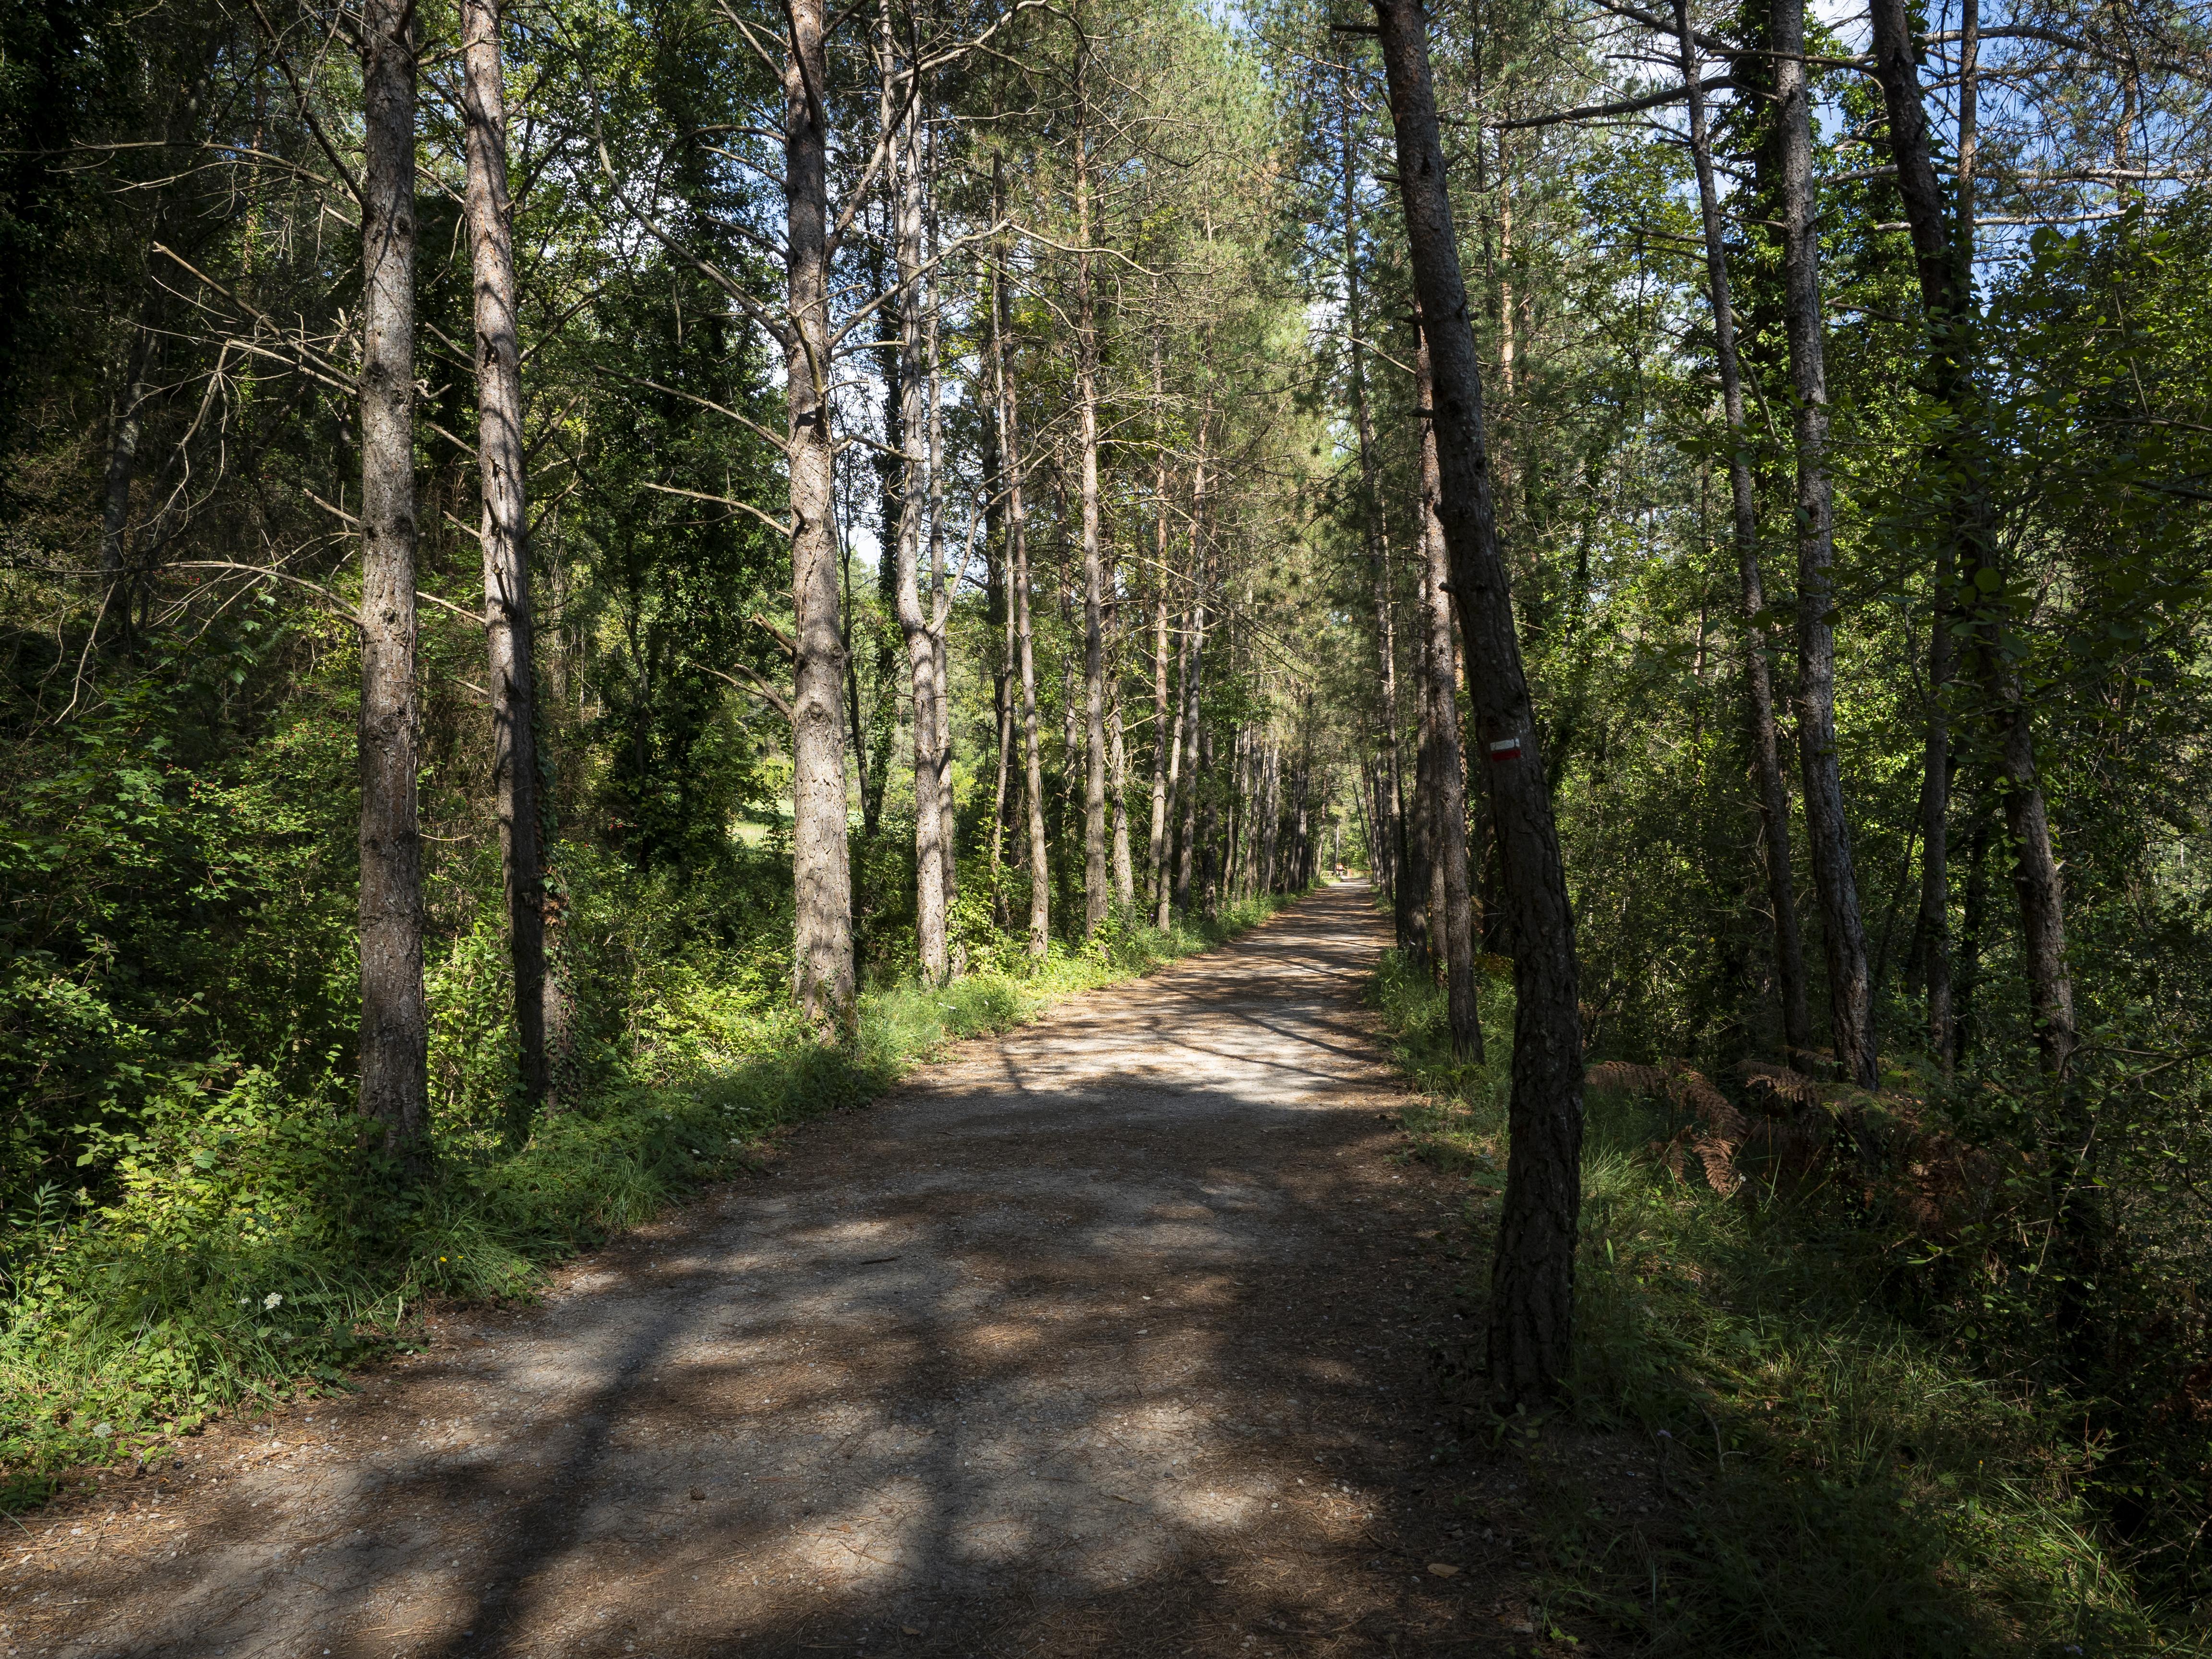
[{"left": 4, "top": 0, "right": 2212, "bottom": 1642}]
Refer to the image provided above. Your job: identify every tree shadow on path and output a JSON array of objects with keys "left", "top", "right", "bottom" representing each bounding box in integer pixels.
[{"left": 23, "top": 886, "right": 1527, "bottom": 1658}]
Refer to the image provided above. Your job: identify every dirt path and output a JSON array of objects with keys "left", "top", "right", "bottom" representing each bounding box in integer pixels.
[{"left": 7, "top": 883, "right": 1542, "bottom": 1657}]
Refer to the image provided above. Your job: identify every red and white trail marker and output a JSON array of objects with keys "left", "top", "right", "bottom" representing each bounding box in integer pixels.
[{"left": 1487, "top": 735, "right": 1523, "bottom": 764}]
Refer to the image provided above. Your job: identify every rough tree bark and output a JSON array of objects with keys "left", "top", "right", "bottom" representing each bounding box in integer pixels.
[
  {"left": 1157, "top": 572, "right": 1192, "bottom": 927},
  {"left": 1339, "top": 54, "right": 1404, "bottom": 925},
  {"left": 1074, "top": 120, "right": 1111, "bottom": 936},
  {"left": 1225, "top": 721, "right": 1248, "bottom": 900},
  {"left": 1771, "top": 0, "right": 1876, "bottom": 1086},
  {"left": 1108, "top": 595, "right": 1135, "bottom": 905},
  {"left": 864, "top": 227, "right": 901, "bottom": 851},
  {"left": 460, "top": 0, "right": 548, "bottom": 1128},
  {"left": 1868, "top": 0, "right": 2091, "bottom": 1345},
  {"left": 1671, "top": 0, "right": 1811, "bottom": 1064},
  {"left": 1404, "top": 585, "right": 1436, "bottom": 970},
  {"left": 1421, "top": 592, "right": 1446, "bottom": 954},
  {"left": 929, "top": 395, "right": 957, "bottom": 922},
  {"left": 1147, "top": 326, "right": 1175, "bottom": 914},
  {"left": 983, "top": 267, "right": 1014, "bottom": 904},
  {"left": 892, "top": 97, "right": 946, "bottom": 985},
  {"left": 924, "top": 139, "right": 957, "bottom": 926},
  {"left": 1915, "top": 649, "right": 1957, "bottom": 1058},
  {"left": 1869, "top": 0, "right": 1960, "bottom": 1065},
  {"left": 1060, "top": 577, "right": 1082, "bottom": 832},
  {"left": 992, "top": 169, "right": 1049, "bottom": 958},
  {"left": 786, "top": 0, "right": 854, "bottom": 1028},
  {"left": 1196, "top": 718, "right": 1221, "bottom": 911},
  {"left": 1259, "top": 737, "right": 1281, "bottom": 892},
  {"left": 359, "top": 0, "right": 429, "bottom": 1163},
  {"left": 1416, "top": 317, "right": 1482, "bottom": 1062},
  {"left": 100, "top": 317, "right": 154, "bottom": 645},
  {"left": 1173, "top": 464, "right": 1211, "bottom": 917},
  {"left": 1371, "top": 0, "right": 1583, "bottom": 1409},
  {"left": 1867, "top": 0, "right": 2073, "bottom": 1079}
]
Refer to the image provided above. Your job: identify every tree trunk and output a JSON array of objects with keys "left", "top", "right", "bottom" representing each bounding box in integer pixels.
[
  {"left": 461, "top": 0, "right": 547, "bottom": 1132},
  {"left": 1234, "top": 721, "right": 1258, "bottom": 901},
  {"left": 992, "top": 168, "right": 1049, "bottom": 958},
  {"left": 1339, "top": 54, "right": 1404, "bottom": 924},
  {"left": 1260, "top": 738, "right": 1282, "bottom": 892},
  {"left": 1868, "top": 0, "right": 1960, "bottom": 1069},
  {"left": 984, "top": 281, "right": 1014, "bottom": 911},
  {"left": 865, "top": 231, "right": 900, "bottom": 849},
  {"left": 1158, "top": 433, "right": 1205, "bottom": 927},
  {"left": 892, "top": 98, "right": 946, "bottom": 986},
  {"left": 1421, "top": 586, "right": 1446, "bottom": 957},
  {"left": 1867, "top": 0, "right": 2089, "bottom": 1356},
  {"left": 1074, "top": 132, "right": 1111, "bottom": 936},
  {"left": 786, "top": 0, "right": 854, "bottom": 1029},
  {"left": 1354, "top": 758, "right": 1374, "bottom": 881},
  {"left": 1417, "top": 318, "right": 1482, "bottom": 1062},
  {"left": 1671, "top": 0, "right": 1811, "bottom": 1064},
  {"left": 1146, "top": 367, "right": 1174, "bottom": 916},
  {"left": 1229, "top": 725, "right": 1250, "bottom": 901},
  {"left": 359, "top": 0, "right": 429, "bottom": 1164},
  {"left": 845, "top": 499, "right": 880, "bottom": 859},
  {"left": 1157, "top": 579, "right": 1191, "bottom": 927},
  {"left": 1867, "top": 0, "right": 2073, "bottom": 1078},
  {"left": 1404, "top": 522, "right": 1437, "bottom": 973},
  {"left": 1952, "top": 805, "right": 1992, "bottom": 1068},
  {"left": 1771, "top": 0, "right": 1876, "bottom": 1086},
  {"left": 99, "top": 315, "right": 154, "bottom": 645},
  {"left": 1108, "top": 594, "right": 1134, "bottom": 905},
  {"left": 1173, "top": 523, "right": 1209, "bottom": 916},
  {"left": 924, "top": 148, "right": 957, "bottom": 925},
  {"left": 1200, "top": 718, "right": 1225, "bottom": 912},
  {"left": 1060, "top": 577, "right": 1082, "bottom": 831},
  {"left": 1996, "top": 726, "right": 2076, "bottom": 1072},
  {"left": 1372, "top": 0, "right": 1582, "bottom": 1409},
  {"left": 1916, "top": 628, "right": 1955, "bottom": 1065}
]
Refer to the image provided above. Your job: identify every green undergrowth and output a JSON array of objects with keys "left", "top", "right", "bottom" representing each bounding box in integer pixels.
[
  {"left": 0, "top": 892, "right": 1290, "bottom": 1499},
  {"left": 1367, "top": 947, "right": 2195, "bottom": 1658}
]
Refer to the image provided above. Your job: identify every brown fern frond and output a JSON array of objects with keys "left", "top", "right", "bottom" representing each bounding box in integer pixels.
[
  {"left": 1649, "top": 1059, "right": 1742, "bottom": 1137},
  {"left": 1738, "top": 1059, "right": 1825, "bottom": 1114},
  {"left": 1589, "top": 1061, "right": 1671, "bottom": 1098},
  {"left": 1695, "top": 1135, "right": 1744, "bottom": 1196},
  {"left": 1657, "top": 1058, "right": 1733, "bottom": 1122},
  {"left": 1706, "top": 1097, "right": 1750, "bottom": 1145}
]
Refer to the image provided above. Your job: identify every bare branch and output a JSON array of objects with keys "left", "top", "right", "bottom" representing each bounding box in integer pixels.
[
  {"left": 245, "top": 0, "right": 364, "bottom": 204},
  {"left": 640, "top": 479, "right": 796, "bottom": 538},
  {"left": 170, "top": 560, "right": 363, "bottom": 625},
  {"left": 625, "top": 375, "right": 792, "bottom": 456},
  {"left": 704, "top": 661, "right": 795, "bottom": 723},
  {"left": 1492, "top": 73, "right": 1735, "bottom": 129}
]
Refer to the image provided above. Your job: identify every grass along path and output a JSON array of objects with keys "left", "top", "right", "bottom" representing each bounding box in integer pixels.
[{"left": 1369, "top": 946, "right": 2189, "bottom": 1658}]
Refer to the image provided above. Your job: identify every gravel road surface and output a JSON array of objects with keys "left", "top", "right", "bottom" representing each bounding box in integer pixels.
[{"left": 6, "top": 882, "right": 1542, "bottom": 1658}]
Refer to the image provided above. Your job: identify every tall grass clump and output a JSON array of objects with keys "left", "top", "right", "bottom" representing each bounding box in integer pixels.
[{"left": 1367, "top": 945, "right": 2194, "bottom": 1658}]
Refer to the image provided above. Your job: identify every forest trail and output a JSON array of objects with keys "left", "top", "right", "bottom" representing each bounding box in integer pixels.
[{"left": 12, "top": 884, "right": 1545, "bottom": 1658}]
